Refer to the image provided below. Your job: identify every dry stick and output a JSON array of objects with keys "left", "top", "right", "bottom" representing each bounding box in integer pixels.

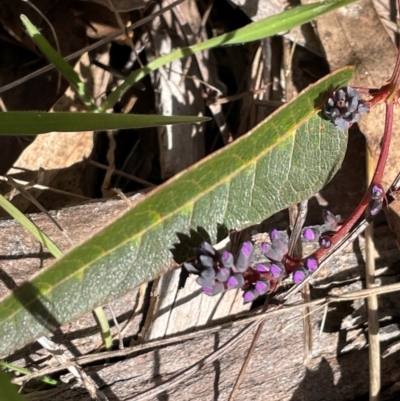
[
  {"left": 0, "top": 0, "right": 186, "bottom": 94},
  {"left": 366, "top": 146, "right": 381, "bottom": 401},
  {"left": 6, "top": 176, "right": 73, "bottom": 245},
  {"left": 90, "top": 160, "right": 155, "bottom": 188},
  {"left": 36, "top": 336, "right": 109, "bottom": 401},
  {"left": 14, "top": 273, "right": 400, "bottom": 387},
  {"left": 123, "top": 321, "right": 259, "bottom": 401},
  {"left": 0, "top": 175, "right": 90, "bottom": 200}
]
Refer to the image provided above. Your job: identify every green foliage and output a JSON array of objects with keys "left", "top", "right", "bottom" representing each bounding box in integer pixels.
[
  {"left": 100, "top": 0, "right": 360, "bottom": 111},
  {"left": 0, "top": 67, "right": 354, "bottom": 356}
]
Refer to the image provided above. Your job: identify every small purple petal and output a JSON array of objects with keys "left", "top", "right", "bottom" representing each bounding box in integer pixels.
[
  {"left": 201, "top": 241, "right": 216, "bottom": 256},
  {"left": 199, "top": 255, "right": 213, "bottom": 268},
  {"left": 371, "top": 184, "right": 384, "bottom": 200},
  {"left": 200, "top": 267, "right": 216, "bottom": 279},
  {"left": 319, "top": 236, "right": 331, "bottom": 249},
  {"left": 221, "top": 251, "right": 234, "bottom": 268},
  {"left": 196, "top": 276, "right": 214, "bottom": 287},
  {"left": 255, "top": 280, "right": 270, "bottom": 295},
  {"left": 303, "top": 227, "right": 321, "bottom": 242},
  {"left": 370, "top": 199, "right": 382, "bottom": 215},
  {"left": 241, "top": 241, "right": 253, "bottom": 258},
  {"left": 304, "top": 257, "right": 318, "bottom": 272},
  {"left": 292, "top": 267, "right": 308, "bottom": 284},
  {"left": 202, "top": 286, "right": 214, "bottom": 294},
  {"left": 243, "top": 289, "right": 259, "bottom": 303},
  {"left": 183, "top": 262, "right": 199, "bottom": 274},
  {"left": 202, "top": 282, "right": 224, "bottom": 296},
  {"left": 269, "top": 229, "right": 280, "bottom": 241},
  {"left": 236, "top": 242, "right": 254, "bottom": 272},
  {"left": 272, "top": 237, "right": 288, "bottom": 255},
  {"left": 323, "top": 210, "right": 340, "bottom": 229},
  {"left": 216, "top": 267, "right": 230, "bottom": 282},
  {"left": 261, "top": 242, "right": 283, "bottom": 262},
  {"left": 255, "top": 263, "right": 270, "bottom": 273},
  {"left": 270, "top": 263, "right": 285, "bottom": 278},
  {"left": 227, "top": 274, "right": 245, "bottom": 289}
]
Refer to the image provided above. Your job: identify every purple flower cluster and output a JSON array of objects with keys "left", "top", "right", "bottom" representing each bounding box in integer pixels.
[
  {"left": 301, "top": 209, "right": 340, "bottom": 248},
  {"left": 289, "top": 210, "right": 341, "bottom": 284},
  {"left": 184, "top": 232, "right": 293, "bottom": 303},
  {"left": 323, "top": 86, "right": 368, "bottom": 130}
]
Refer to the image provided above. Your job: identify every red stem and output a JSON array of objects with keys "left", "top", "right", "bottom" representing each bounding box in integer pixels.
[{"left": 314, "top": 101, "right": 394, "bottom": 261}]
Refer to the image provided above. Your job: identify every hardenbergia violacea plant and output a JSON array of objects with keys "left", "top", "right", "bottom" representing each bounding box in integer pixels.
[{"left": 184, "top": 12, "right": 400, "bottom": 304}]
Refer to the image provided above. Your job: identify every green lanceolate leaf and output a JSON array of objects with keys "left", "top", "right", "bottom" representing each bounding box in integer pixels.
[
  {"left": 0, "top": 112, "right": 210, "bottom": 135},
  {"left": 21, "top": 14, "right": 97, "bottom": 111},
  {"left": 100, "top": 0, "right": 360, "bottom": 111},
  {"left": 0, "top": 67, "right": 354, "bottom": 355}
]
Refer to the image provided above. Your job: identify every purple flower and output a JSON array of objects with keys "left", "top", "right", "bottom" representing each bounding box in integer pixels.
[
  {"left": 292, "top": 267, "right": 308, "bottom": 284},
  {"left": 302, "top": 227, "right": 320, "bottom": 242},
  {"left": 370, "top": 199, "right": 382, "bottom": 215},
  {"left": 216, "top": 267, "right": 230, "bottom": 282},
  {"left": 255, "top": 263, "right": 270, "bottom": 273},
  {"left": 255, "top": 280, "right": 270, "bottom": 295},
  {"left": 235, "top": 241, "right": 254, "bottom": 272},
  {"left": 371, "top": 184, "right": 384, "bottom": 200},
  {"left": 270, "top": 263, "right": 285, "bottom": 279},
  {"left": 203, "top": 282, "right": 224, "bottom": 296},
  {"left": 304, "top": 257, "right": 318, "bottom": 272},
  {"left": 319, "top": 236, "right": 331, "bottom": 249},
  {"left": 261, "top": 241, "right": 283, "bottom": 262},
  {"left": 227, "top": 274, "right": 245, "bottom": 289},
  {"left": 322, "top": 210, "right": 340, "bottom": 231},
  {"left": 221, "top": 251, "right": 234, "bottom": 268},
  {"left": 243, "top": 289, "right": 259, "bottom": 303}
]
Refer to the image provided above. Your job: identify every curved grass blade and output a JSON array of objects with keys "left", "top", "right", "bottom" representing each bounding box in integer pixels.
[
  {"left": 0, "top": 113, "right": 209, "bottom": 135},
  {"left": 99, "top": 0, "right": 360, "bottom": 111},
  {"left": 0, "top": 195, "right": 62, "bottom": 258},
  {"left": 20, "top": 14, "right": 97, "bottom": 111},
  {"left": 0, "top": 67, "right": 354, "bottom": 355}
]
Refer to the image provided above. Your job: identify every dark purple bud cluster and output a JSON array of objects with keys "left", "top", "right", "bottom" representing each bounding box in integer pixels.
[
  {"left": 369, "top": 184, "right": 384, "bottom": 215},
  {"left": 323, "top": 86, "right": 369, "bottom": 130}
]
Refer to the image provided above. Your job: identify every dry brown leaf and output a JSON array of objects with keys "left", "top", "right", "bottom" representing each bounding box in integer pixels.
[
  {"left": 311, "top": 0, "right": 400, "bottom": 246},
  {"left": 7, "top": 52, "right": 111, "bottom": 211}
]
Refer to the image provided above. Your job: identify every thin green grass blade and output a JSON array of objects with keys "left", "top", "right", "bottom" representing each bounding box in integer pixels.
[
  {"left": 0, "top": 112, "right": 210, "bottom": 135},
  {"left": 20, "top": 14, "right": 97, "bottom": 111},
  {"left": 0, "top": 67, "right": 354, "bottom": 355},
  {"left": 0, "top": 361, "right": 58, "bottom": 386},
  {"left": 99, "top": 0, "right": 360, "bottom": 111},
  {"left": 0, "top": 195, "right": 62, "bottom": 258}
]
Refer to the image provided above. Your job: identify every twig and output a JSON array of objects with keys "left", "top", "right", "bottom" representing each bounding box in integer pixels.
[{"left": 123, "top": 322, "right": 259, "bottom": 401}]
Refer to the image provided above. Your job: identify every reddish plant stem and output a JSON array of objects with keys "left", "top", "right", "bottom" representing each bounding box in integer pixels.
[{"left": 314, "top": 101, "right": 394, "bottom": 262}]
